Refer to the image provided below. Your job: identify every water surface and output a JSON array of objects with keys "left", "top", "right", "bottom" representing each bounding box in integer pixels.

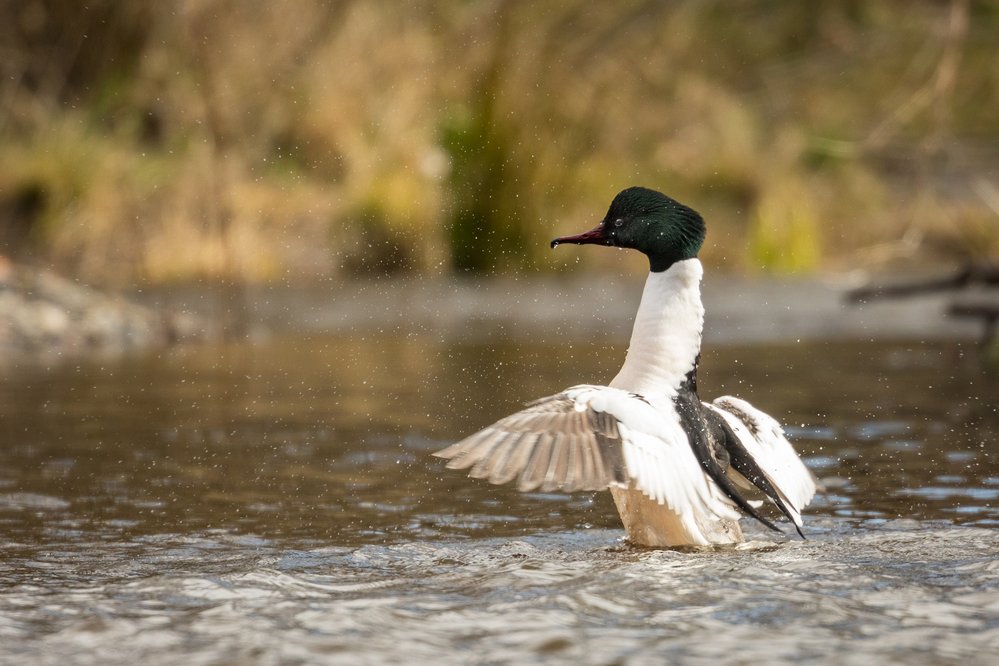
[{"left": 1, "top": 334, "right": 997, "bottom": 664}]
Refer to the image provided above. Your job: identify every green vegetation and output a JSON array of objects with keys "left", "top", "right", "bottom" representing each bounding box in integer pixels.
[{"left": 1, "top": 0, "right": 997, "bottom": 283}]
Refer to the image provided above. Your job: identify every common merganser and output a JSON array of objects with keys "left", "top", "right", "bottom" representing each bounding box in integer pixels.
[{"left": 434, "top": 187, "right": 816, "bottom": 547}]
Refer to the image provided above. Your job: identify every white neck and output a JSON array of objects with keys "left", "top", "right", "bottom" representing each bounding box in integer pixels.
[{"left": 609, "top": 258, "right": 704, "bottom": 397}]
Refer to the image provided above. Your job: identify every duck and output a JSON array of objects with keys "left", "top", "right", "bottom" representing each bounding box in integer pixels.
[{"left": 434, "top": 186, "right": 816, "bottom": 547}]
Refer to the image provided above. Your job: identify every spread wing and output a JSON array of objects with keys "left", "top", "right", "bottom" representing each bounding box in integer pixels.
[
  {"left": 706, "top": 396, "right": 817, "bottom": 529},
  {"left": 433, "top": 384, "right": 741, "bottom": 532}
]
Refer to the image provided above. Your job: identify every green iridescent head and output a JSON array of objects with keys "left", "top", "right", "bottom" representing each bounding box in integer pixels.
[{"left": 552, "top": 187, "right": 705, "bottom": 271}]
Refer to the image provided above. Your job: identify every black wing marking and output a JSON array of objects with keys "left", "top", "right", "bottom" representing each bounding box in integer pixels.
[
  {"left": 672, "top": 389, "right": 782, "bottom": 534},
  {"left": 703, "top": 407, "right": 806, "bottom": 539}
]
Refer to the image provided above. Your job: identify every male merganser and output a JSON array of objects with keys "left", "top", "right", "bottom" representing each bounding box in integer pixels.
[{"left": 434, "top": 187, "right": 816, "bottom": 547}]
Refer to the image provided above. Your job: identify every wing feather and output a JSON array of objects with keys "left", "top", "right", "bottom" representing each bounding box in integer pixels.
[
  {"left": 435, "top": 385, "right": 742, "bottom": 534},
  {"left": 490, "top": 433, "right": 536, "bottom": 485},
  {"left": 476, "top": 431, "right": 522, "bottom": 481},
  {"left": 708, "top": 396, "right": 817, "bottom": 524},
  {"left": 519, "top": 432, "right": 554, "bottom": 492}
]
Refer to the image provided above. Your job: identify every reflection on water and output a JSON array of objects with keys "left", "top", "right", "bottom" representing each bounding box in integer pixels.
[{"left": 1, "top": 335, "right": 997, "bottom": 663}]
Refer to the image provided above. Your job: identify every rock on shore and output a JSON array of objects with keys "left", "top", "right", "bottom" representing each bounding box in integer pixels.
[{"left": 0, "top": 259, "right": 200, "bottom": 364}]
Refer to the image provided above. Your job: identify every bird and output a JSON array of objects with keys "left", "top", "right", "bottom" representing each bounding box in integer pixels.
[{"left": 434, "top": 186, "right": 816, "bottom": 548}]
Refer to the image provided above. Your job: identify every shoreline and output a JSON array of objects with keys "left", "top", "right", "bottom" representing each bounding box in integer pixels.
[
  {"left": 134, "top": 271, "right": 986, "bottom": 344},
  {"left": 0, "top": 264, "right": 988, "bottom": 367}
]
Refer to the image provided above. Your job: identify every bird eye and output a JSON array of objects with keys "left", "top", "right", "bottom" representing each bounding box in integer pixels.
[{"left": 613, "top": 218, "right": 624, "bottom": 228}]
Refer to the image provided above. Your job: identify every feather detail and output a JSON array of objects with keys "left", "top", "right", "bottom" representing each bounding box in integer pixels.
[
  {"left": 434, "top": 385, "right": 744, "bottom": 543},
  {"left": 708, "top": 397, "right": 817, "bottom": 525}
]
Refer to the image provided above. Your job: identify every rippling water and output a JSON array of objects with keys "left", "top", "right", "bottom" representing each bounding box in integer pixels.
[{"left": 1, "top": 335, "right": 997, "bottom": 664}]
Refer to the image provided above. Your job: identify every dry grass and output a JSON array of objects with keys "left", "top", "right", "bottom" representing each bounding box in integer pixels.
[{"left": 1, "top": 0, "right": 996, "bottom": 284}]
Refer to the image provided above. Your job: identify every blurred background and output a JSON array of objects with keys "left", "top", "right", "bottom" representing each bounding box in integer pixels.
[
  {"left": 2, "top": 0, "right": 997, "bottom": 285},
  {"left": 3, "top": 4, "right": 999, "bottom": 662}
]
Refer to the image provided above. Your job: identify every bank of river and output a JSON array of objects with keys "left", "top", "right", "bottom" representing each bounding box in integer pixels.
[
  {"left": 138, "top": 270, "right": 983, "bottom": 344},
  {"left": 0, "top": 262, "right": 204, "bottom": 365},
  {"left": 2, "top": 259, "right": 988, "bottom": 370}
]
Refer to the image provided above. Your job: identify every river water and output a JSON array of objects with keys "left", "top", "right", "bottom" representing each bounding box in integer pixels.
[{"left": 1, "top": 330, "right": 997, "bottom": 664}]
